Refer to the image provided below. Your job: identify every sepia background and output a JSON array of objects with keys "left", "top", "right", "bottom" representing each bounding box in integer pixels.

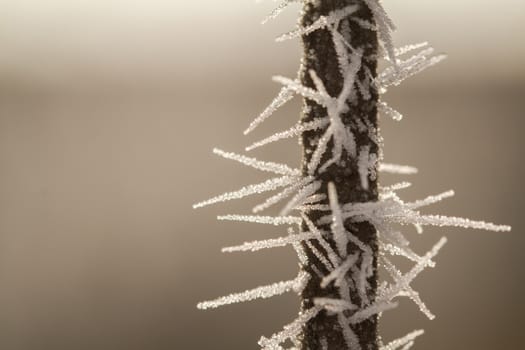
[{"left": 0, "top": 0, "right": 523, "bottom": 349}]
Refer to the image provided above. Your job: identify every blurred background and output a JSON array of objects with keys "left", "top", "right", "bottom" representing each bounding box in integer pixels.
[{"left": 0, "top": 0, "right": 523, "bottom": 349}]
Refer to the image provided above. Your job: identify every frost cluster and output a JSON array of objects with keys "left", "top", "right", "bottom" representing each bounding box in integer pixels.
[{"left": 194, "top": 1, "right": 510, "bottom": 349}]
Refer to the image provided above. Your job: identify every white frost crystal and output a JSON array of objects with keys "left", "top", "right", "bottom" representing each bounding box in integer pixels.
[{"left": 194, "top": 1, "right": 511, "bottom": 349}]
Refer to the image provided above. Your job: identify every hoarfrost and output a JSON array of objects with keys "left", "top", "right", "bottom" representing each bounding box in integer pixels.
[
  {"left": 212, "top": 148, "right": 299, "bottom": 176},
  {"left": 379, "top": 163, "right": 418, "bottom": 175},
  {"left": 259, "top": 307, "right": 322, "bottom": 350},
  {"left": 244, "top": 86, "right": 295, "bottom": 135},
  {"left": 246, "top": 118, "right": 329, "bottom": 151},
  {"left": 193, "top": 176, "right": 295, "bottom": 209},
  {"left": 378, "top": 101, "right": 403, "bottom": 121},
  {"left": 197, "top": 275, "right": 304, "bottom": 310},
  {"left": 261, "top": 0, "right": 297, "bottom": 24},
  {"left": 380, "top": 330, "right": 425, "bottom": 350},
  {"left": 222, "top": 231, "right": 316, "bottom": 253},
  {"left": 218, "top": 214, "right": 301, "bottom": 226},
  {"left": 194, "top": 1, "right": 511, "bottom": 348}
]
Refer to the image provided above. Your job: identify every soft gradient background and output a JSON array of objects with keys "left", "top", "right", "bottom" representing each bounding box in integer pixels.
[{"left": 0, "top": 1, "right": 523, "bottom": 349}]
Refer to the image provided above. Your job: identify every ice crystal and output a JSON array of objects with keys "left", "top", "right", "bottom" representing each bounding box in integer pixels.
[
  {"left": 321, "top": 253, "right": 360, "bottom": 288},
  {"left": 280, "top": 179, "right": 321, "bottom": 215},
  {"left": 253, "top": 176, "right": 315, "bottom": 213},
  {"left": 378, "top": 101, "right": 403, "bottom": 121},
  {"left": 194, "top": 1, "right": 511, "bottom": 349},
  {"left": 258, "top": 307, "right": 322, "bottom": 350},
  {"left": 363, "top": 0, "right": 397, "bottom": 64},
  {"left": 377, "top": 47, "right": 447, "bottom": 92},
  {"left": 261, "top": 0, "right": 297, "bottom": 25},
  {"left": 246, "top": 118, "right": 329, "bottom": 152},
  {"left": 380, "top": 330, "right": 425, "bottom": 350},
  {"left": 193, "top": 176, "right": 295, "bottom": 209},
  {"left": 245, "top": 87, "right": 295, "bottom": 135},
  {"left": 197, "top": 272, "right": 308, "bottom": 310},
  {"left": 222, "top": 231, "right": 316, "bottom": 253},
  {"left": 218, "top": 214, "right": 301, "bottom": 226},
  {"left": 212, "top": 148, "right": 299, "bottom": 176},
  {"left": 379, "top": 163, "right": 418, "bottom": 175}
]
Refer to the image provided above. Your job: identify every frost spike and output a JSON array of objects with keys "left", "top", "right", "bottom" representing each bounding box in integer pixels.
[
  {"left": 197, "top": 276, "right": 303, "bottom": 310},
  {"left": 213, "top": 148, "right": 299, "bottom": 176},
  {"left": 407, "top": 214, "right": 511, "bottom": 232},
  {"left": 261, "top": 0, "right": 296, "bottom": 24},
  {"left": 379, "top": 237, "right": 447, "bottom": 303},
  {"left": 193, "top": 176, "right": 294, "bottom": 209},
  {"left": 217, "top": 214, "right": 301, "bottom": 226},
  {"left": 378, "top": 101, "right": 403, "bottom": 121},
  {"left": 222, "top": 231, "right": 317, "bottom": 253},
  {"left": 380, "top": 330, "right": 424, "bottom": 350},
  {"left": 246, "top": 118, "right": 329, "bottom": 151},
  {"left": 379, "top": 163, "right": 418, "bottom": 175},
  {"left": 244, "top": 86, "right": 295, "bottom": 135},
  {"left": 321, "top": 252, "right": 360, "bottom": 288},
  {"left": 272, "top": 76, "right": 329, "bottom": 106},
  {"left": 258, "top": 307, "right": 322, "bottom": 350},
  {"left": 406, "top": 190, "right": 455, "bottom": 209},
  {"left": 382, "top": 257, "right": 435, "bottom": 319},
  {"left": 252, "top": 176, "right": 314, "bottom": 213}
]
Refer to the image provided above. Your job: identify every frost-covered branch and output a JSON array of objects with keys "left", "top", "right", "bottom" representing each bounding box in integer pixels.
[{"left": 194, "top": 1, "right": 510, "bottom": 349}]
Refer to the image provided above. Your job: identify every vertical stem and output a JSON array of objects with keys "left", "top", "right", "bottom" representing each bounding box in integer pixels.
[{"left": 299, "top": 1, "right": 379, "bottom": 349}]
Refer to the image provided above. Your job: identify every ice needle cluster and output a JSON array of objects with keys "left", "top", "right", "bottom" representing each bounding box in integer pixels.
[{"left": 194, "top": 1, "right": 510, "bottom": 349}]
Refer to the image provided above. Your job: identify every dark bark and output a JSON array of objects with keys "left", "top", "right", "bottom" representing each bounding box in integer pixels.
[{"left": 299, "top": 1, "right": 379, "bottom": 349}]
